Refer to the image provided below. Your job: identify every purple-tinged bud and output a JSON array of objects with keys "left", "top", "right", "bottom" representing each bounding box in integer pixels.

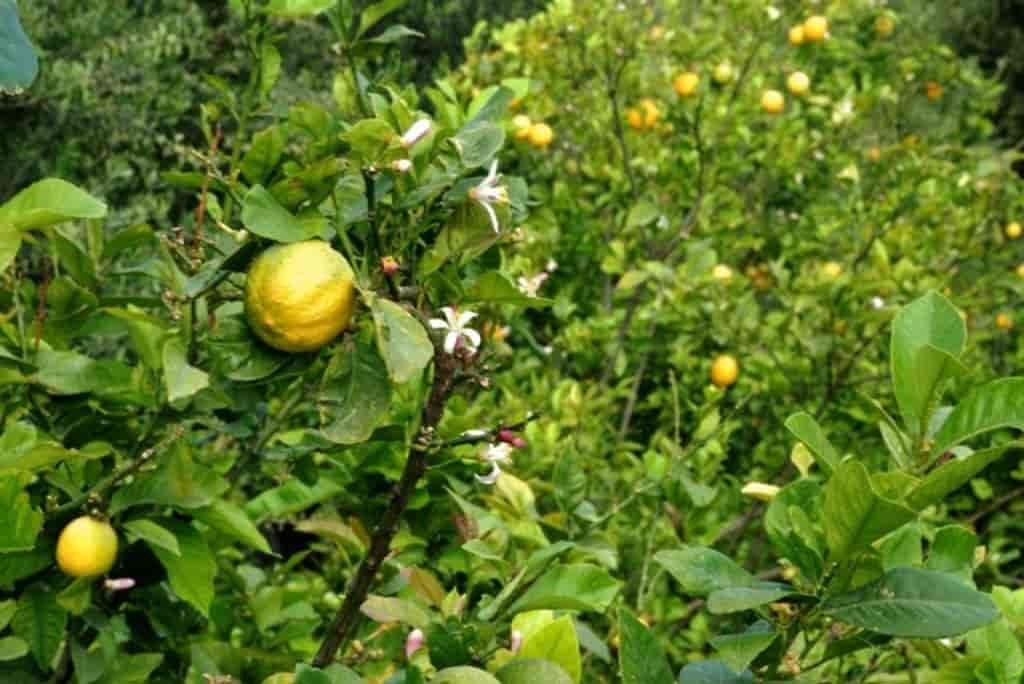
[{"left": 405, "top": 628, "right": 425, "bottom": 658}]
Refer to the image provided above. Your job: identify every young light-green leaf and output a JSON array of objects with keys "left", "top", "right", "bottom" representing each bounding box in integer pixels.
[
  {"left": 507, "top": 564, "right": 620, "bottom": 614},
  {"left": 0, "top": 178, "right": 106, "bottom": 231},
  {"left": 519, "top": 615, "right": 581, "bottom": 684},
  {"left": 495, "top": 660, "right": 572, "bottom": 684},
  {"left": 784, "top": 412, "right": 840, "bottom": 475}
]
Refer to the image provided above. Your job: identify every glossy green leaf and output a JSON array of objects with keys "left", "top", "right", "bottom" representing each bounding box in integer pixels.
[
  {"left": 466, "top": 271, "right": 552, "bottom": 308},
  {"left": 709, "top": 622, "right": 778, "bottom": 673},
  {"left": 907, "top": 444, "right": 1013, "bottom": 511},
  {"left": 784, "top": 412, "right": 839, "bottom": 475},
  {"left": 320, "top": 340, "right": 392, "bottom": 444},
  {"left": 890, "top": 292, "right": 966, "bottom": 436},
  {"left": 0, "top": 222, "right": 21, "bottom": 275},
  {"left": 55, "top": 578, "right": 91, "bottom": 616},
  {"left": 241, "top": 185, "right": 314, "bottom": 243},
  {"left": 925, "top": 525, "right": 977, "bottom": 585},
  {"left": 151, "top": 521, "right": 217, "bottom": 617},
  {"left": 0, "top": 421, "right": 75, "bottom": 475},
  {"left": 707, "top": 582, "right": 794, "bottom": 615},
  {"left": 507, "top": 564, "right": 620, "bottom": 614},
  {"left": 0, "top": 636, "right": 28, "bottom": 662},
  {"left": 33, "top": 349, "right": 137, "bottom": 399},
  {"left": 495, "top": 659, "right": 572, "bottom": 684},
  {"left": 264, "top": 0, "right": 335, "bottom": 17},
  {"left": 191, "top": 499, "right": 272, "bottom": 554},
  {"left": 432, "top": 667, "right": 502, "bottom": 684},
  {"left": 931, "top": 378, "right": 1024, "bottom": 458},
  {"left": 822, "top": 567, "right": 998, "bottom": 638},
  {"left": 519, "top": 616, "right": 581, "bottom": 683},
  {"left": 618, "top": 609, "right": 673, "bottom": 684},
  {"left": 357, "top": 0, "right": 407, "bottom": 37},
  {"left": 12, "top": 586, "right": 67, "bottom": 671},
  {"left": 968, "top": 619, "right": 1024, "bottom": 684},
  {"left": 654, "top": 546, "right": 754, "bottom": 597},
  {"left": 360, "top": 595, "right": 429, "bottom": 629},
  {"left": 0, "top": 478, "right": 42, "bottom": 553},
  {"left": 369, "top": 297, "right": 433, "bottom": 384},
  {"left": 764, "top": 479, "right": 825, "bottom": 583},
  {"left": 163, "top": 337, "right": 210, "bottom": 405},
  {"left": 677, "top": 661, "right": 753, "bottom": 684},
  {"left": 246, "top": 473, "right": 346, "bottom": 523},
  {"left": 453, "top": 121, "right": 505, "bottom": 169},
  {"left": 0, "top": 0, "right": 37, "bottom": 91},
  {"left": 123, "top": 519, "right": 181, "bottom": 556},
  {"left": 110, "top": 441, "right": 228, "bottom": 513},
  {"left": 342, "top": 118, "right": 396, "bottom": 163},
  {"left": 241, "top": 126, "right": 286, "bottom": 185},
  {"left": 823, "top": 460, "right": 916, "bottom": 561},
  {"left": 0, "top": 178, "right": 106, "bottom": 231}
]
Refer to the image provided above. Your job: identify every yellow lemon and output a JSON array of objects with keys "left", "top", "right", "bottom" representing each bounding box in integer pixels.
[
  {"left": 997, "top": 313, "right": 1014, "bottom": 331},
  {"left": 640, "top": 98, "right": 660, "bottom": 127},
  {"left": 712, "top": 264, "right": 734, "bottom": 281},
  {"left": 761, "top": 90, "right": 785, "bottom": 114},
  {"left": 803, "top": 16, "right": 828, "bottom": 42},
  {"left": 627, "top": 107, "right": 645, "bottom": 130},
  {"left": 711, "top": 355, "right": 739, "bottom": 388},
  {"left": 867, "top": 146, "right": 882, "bottom": 162},
  {"left": 713, "top": 62, "right": 734, "bottom": 85},
  {"left": 788, "top": 25, "right": 805, "bottom": 46},
  {"left": 925, "top": 81, "right": 944, "bottom": 102},
  {"left": 1007, "top": 221, "right": 1022, "bottom": 240},
  {"left": 674, "top": 72, "right": 700, "bottom": 97},
  {"left": 1016, "top": 263, "right": 1024, "bottom": 278},
  {"left": 56, "top": 516, "right": 118, "bottom": 578},
  {"left": 528, "top": 122, "right": 554, "bottom": 148},
  {"left": 787, "top": 72, "right": 810, "bottom": 96},
  {"left": 512, "top": 114, "right": 532, "bottom": 140},
  {"left": 875, "top": 15, "right": 894, "bottom": 37},
  {"left": 245, "top": 240, "right": 356, "bottom": 353},
  {"left": 823, "top": 261, "right": 842, "bottom": 278}
]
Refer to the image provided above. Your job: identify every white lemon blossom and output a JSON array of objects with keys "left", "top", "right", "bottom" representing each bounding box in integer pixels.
[
  {"left": 476, "top": 442, "right": 513, "bottom": 485},
  {"left": 400, "top": 119, "right": 432, "bottom": 148},
  {"left": 741, "top": 481, "right": 781, "bottom": 502},
  {"left": 391, "top": 159, "right": 413, "bottom": 173},
  {"left": 517, "top": 272, "right": 548, "bottom": 298},
  {"left": 469, "top": 160, "right": 510, "bottom": 233},
  {"left": 429, "top": 307, "right": 481, "bottom": 355}
]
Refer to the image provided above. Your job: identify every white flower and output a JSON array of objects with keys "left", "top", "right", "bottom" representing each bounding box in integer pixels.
[
  {"left": 741, "top": 482, "right": 781, "bottom": 502},
  {"left": 832, "top": 98, "right": 855, "bottom": 126},
  {"left": 429, "top": 306, "right": 482, "bottom": 355},
  {"left": 517, "top": 272, "right": 548, "bottom": 298},
  {"left": 483, "top": 443, "right": 513, "bottom": 464},
  {"left": 871, "top": 296, "right": 886, "bottom": 310},
  {"left": 104, "top": 578, "right": 136, "bottom": 591},
  {"left": 546, "top": 259, "right": 558, "bottom": 272},
  {"left": 765, "top": 6, "right": 781, "bottom": 20},
  {"left": 510, "top": 630, "right": 524, "bottom": 654},
  {"left": 391, "top": 159, "right": 413, "bottom": 173},
  {"left": 400, "top": 119, "right": 432, "bottom": 148},
  {"left": 476, "top": 464, "right": 502, "bottom": 485},
  {"left": 468, "top": 161, "right": 510, "bottom": 233}
]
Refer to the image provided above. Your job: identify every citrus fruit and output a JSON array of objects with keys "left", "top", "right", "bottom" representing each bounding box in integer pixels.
[
  {"left": 787, "top": 72, "right": 810, "bottom": 96},
  {"left": 761, "top": 90, "right": 785, "bottom": 114},
  {"left": 803, "top": 16, "right": 828, "bottom": 42},
  {"left": 875, "top": 15, "right": 894, "bottom": 37},
  {"left": 56, "top": 516, "right": 118, "bottom": 578},
  {"left": 1007, "top": 221, "right": 1022, "bottom": 240},
  {"left": 867, "top": 146, "right": 882, "bottom": 162},
  {"left": 788, "top": 25, "right": 805, "bottom": 46},
  {"left": 245, "top": 240, "right": 356, "bottom": 353},
  {"left": 674, "top": 72, "right": 700, "bottom": 97},
  {"left": 528, "top": 122, "right": 554, "bottom": 148},
  {"left": 823, "top": 261, "right": 842, "bottom": 278},
  {"left": 640, "top": 98, "right": 660, "bottom": 127},
  {"left": 713, "top": 62, "right": 734, "bottom": 84},
  {"left": 512, "top": 114, "right": 532, "bottom": 140},
  {"left": 1016, "top": 263, "right": 1024, "bottom": 278},
  {"left": 997, "top": 313, "right": 1014, "bottom": 331},
  {"left": 925, "top": 81, "right": 943, "bottom": 102},
  {"left": 712, "top": 264, "right": 734, "bottom": 281},
  {"left": 627, "top": 107, "right": 645, "bottom": 130},
  {"left": 711, "top": 355, "right": 739, "bottom": 388}
]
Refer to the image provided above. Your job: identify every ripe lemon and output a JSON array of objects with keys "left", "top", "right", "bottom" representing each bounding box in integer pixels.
[
  {"left": 56, "top": 516, "right": 118, "bottom": 578},
  {"left": 528, "top": 122, "right": 554, "bottom": 148},
  {"left": 788, "top": 25, "right": 805, "bottom": 46},
  {"left": 925, "top": 81, "right": 943, "bottom": 102},
  {"left": 674, "top": 72, "right": 700, "bottom": 97},
  {"left": 640, "top": 98, "right": 660, "bottom": 128},
  {"left": 712, "top": 264, "right": 734, "bottom": 281},
  {"left": 803, "top": 16, "right": 828, "bottom": 42},
  {"left": 713, "top": 62, "right": 734, "bottom": 85},
  {"left": 867, "top": 146, "right": 882, "bottom": 162},
  {"left": 1016, "top": 263, "right": 1024, "bottom": 278},
  {"left": 512, "top": 114, "right": 532, "bottom": 140},
  {"left": 823, "top": 261, "right": 842, "bottom": 278},
  {"left": 787, "top": 72, "right": 810, "bottom": 96},
  {"left": 627, "top": 107, "right": 645, "bottom": 130},
  {"left": 711, "top": 355, "right": 739, "bottom": 388},
  {"left": 761, "top": 90, "right": 785, "bottom": 114},
  {"left": 875, "top": 15, "right": 894, "bottom": 37},
  {"left": 1007, "top": 221, "right": 1022, "bottom": 240},
  {"left": 245, "top": 240, "right": 356, "bottom": 353},
  {"left": 997, "top": 313, "right": 1014, "bottom": 331}
]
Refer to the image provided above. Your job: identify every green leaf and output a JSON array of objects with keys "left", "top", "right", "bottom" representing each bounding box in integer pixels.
[
  {"left": 241, "top": 185, "right": 315, "bottom": 243},
  {"left": 163, "top": 337, "right": 210, "bottom": 405},
  {"left": 364, "top": 24, "right": 422, "bottom": 44},
  {"left": 907, "top": 444, "right": 1013, "bottom": 511},
  {"left": 259, "top": 42, "right": 281, "bottom": 98},
  {"left": 925, "top": 525, "right": 977, "bottom": 585},
  {"left": 764, "top": 480, "right": 825, "bottom": 583},
  {"left": 519, "top": 616, "right": 581, "bottom": 684},
  {"left": 0, "top": 599, "right": 15, "bottom": 630},
  {"left": 0, "top": 636, "right": 28, "bottom": 662},
  {"left": 495, "top": 660, "right": 571, "bottom": 684},
  {"left": 357, "top": 0, "right": 407, "bottom": 38},
  {"left": 992, "top": 587, "right": 1024, "bottom": 628},
  {"left": 822, "top": 567, "right": 998, "bottom": 638},
  {"left": 103, "top": 653, "right": 164, "bottom": 684},
  {"left": 0, "top": 0, "right": 38, "bottom": 91},
  {"left": 55, "top": 578, "right": 91, "bottom": 616},
  {"left": 191, "top": 499, "right": 272, "bottom": 554},
  {"left": 151, "top": 521, "right": 217, "bottom": 617},
  {"left": 433, "top": 667, "right": 501, "bottom": 684},
  {"left": 878, "top": 523, "right": 922, "bottom": 571},
  {"left": 264, "top": 0, "right": 335, "bottom": 17},
  {"left": 12, "top": 586, "right": 67, "bottom": 671},
  {"left": 823, "top": 460, "right": 916, "bottom": 561},
  {"left": 110, "top": 441, "right": 228, "bottom": 514},
  {"left": 246, "top": 473, "right": 346, "bottom": 523},
  {"left": 0, "top": 478, "right": 42, "bottom": 553},
  {"left": 784, "top": 412, "right": 839, "bottom": 475},
  {"left": 625, "top": 202, "right": 660, "bottom": 230},
  {"left": 123, "top": 519, "right": 180, "bottom": 556},
  {"left": 241, "top": 126, "right": 286, "bottom": 185},
  {"left": 341, "top": 118, "right": 396, "bottom": 164},
  {"left": 507, "top": 564, "right": 620, "bottom": 614},
  {"left": 359, "top": 595, "right": 429, "bottom": 629},
  {"left": 320, "top": 340, "right": 392, "bottom": 444},
  {"left": 890, "top": 292, "right": 966, "bottom": 437},
  {"left": 710, "top": 622, "right": 778, "bottom": 673},
  {"left": 0, "top": 222, "right": 21, "bottom": 275},
  {"left": 968, "top": 619, "right": 1024, "bottom": 684},
  {"left": 931, "top": 378, "right": 1024, "bottom": 458},
  {"left": 707, "top": 582, "right": 795, "bottom": 614},
  {"left": 618, "top": 609, "right": 673, "bottom": 684},
  {"left": 33, "top": 349, "right": 137, "bottom": 399},
  {"left": 421, "top": 201, "right": 504, "bottom": 275},
  {"left": 453, "top": 121, "right": 505, "bottom": 169},
  {"left": 0, "top": 178, "right": 106, "bottom": 231},
  {"left": 466, "top": 271, "right": 552, "bottom": 308},
  {"left": 369, "top": 297, "right": 433, "bottom": 384},
  {"left": 654, "top": 546, "right": 754, "bottom": 597},
  {"left": 677, "top": 661, "right": 753, "bottom": 684}
]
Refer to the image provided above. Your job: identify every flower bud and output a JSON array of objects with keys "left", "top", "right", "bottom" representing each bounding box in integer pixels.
[
  {"left": 104, "top": 577, "right": 136, "bottom": 591},
  {"left": 510, "top": 630, "right": 524, "bottom": 655},
  {"left": 741, "top": 482, "right": 780, "bottom": 502},
  {"left": 391, "top": 159, "right": 413, "bottom": 173},
  {"left": 405, "top": 629, "right": 424, "bottom": 658},
  {"left": 400, "top": 119, "right": 432, "bottom": 148},
  {"left": 381, "top": 256, "right": 400, "bottom": 276}
]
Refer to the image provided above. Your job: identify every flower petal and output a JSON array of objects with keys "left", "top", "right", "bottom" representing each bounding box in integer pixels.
[
  {"left": 444, "top": 331, "right": 459, "bottom": 355},
  {"left": 428, "top": 318, "right": 449, "bottom": 330},
  {"left": 478, "top": 199, "right": 500, "bottom": 233},
  {"left": 462, "top": 328, "right": 482, "bottom": 350}
]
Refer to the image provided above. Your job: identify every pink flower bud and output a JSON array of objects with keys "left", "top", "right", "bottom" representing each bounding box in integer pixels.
[
  {"left": 381, "top": 256, "right": 400, "bottom": 276},
  {"left": 511, "top": 437, "right": 527, "bottom": 449},
  {"left": 104, "top": 578, "right": 136, "bottom": 591},
  {"left": 510, "top": 630, "right": 524, "bottom": 654},
  {"left": 498, "top": 429, "right": 517, "bottom": 444},
  {"left": 405, "top": 628, "right": 425, "bottom": 658}
]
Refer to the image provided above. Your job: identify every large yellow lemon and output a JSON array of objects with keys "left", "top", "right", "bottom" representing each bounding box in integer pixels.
[
  {"left": 245, "top": 240, "right": 356, "bottom": 353},
  {"left": 56, "top": 516, "right": 118, "bottom": 578}
]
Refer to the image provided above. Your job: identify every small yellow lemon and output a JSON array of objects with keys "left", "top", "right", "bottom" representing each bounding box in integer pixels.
[
  {"left": 1016, "top": 263, "right": 1024, "bottom": 278},
  {"left": 245, "top": 240, "right": 356, "bottom": 353},
  {"left": 787, "top": 72, "right": 810, "bottom": 96},
  {"left": 712, "top": 264, "right": 734, "bottom": 281},
  {"left": 1007, "top": 221, "right": 1022, "bottom": 240},
  {"left": 674, "top": 72, "right": 700, "bottom": 97},
  {"left": 788, "top": 25, "right": 805, "bottom": 46},
  {"left": 56, "top": 516, "right": 118, "bottom": 578},
  {"left": 875, "top": 15, "right": 894, "bottom": 37},
  {"left": 823, "top": 261, "right": 842, "bottom": 278},
  {"left": 528, "top": 122, "right": 554, "bottom": 148},
  {"left": 512, "top": 114, "right": 532, "bottom": 140},
  {"left": 925, "top": 81, "right": 944, "bottom": 102},
  {"left": 761, "top": 90, "right": 785, "bottom": 114},
  {"left": 711, "top": 355, "right": 740, "bottom": 388},
  {"left": 803, "top": 16, "right": 828, "bottom": 42},
  {"left": 640, "top": 98, "right": 660, "bottom": 127},
  {"left": 713, "top": 62, "right": 734, "bottom": 85},
  {"left": 997, "top": 313, "right": 1014, "bottom": 331},
  {"left": 627, "top": 108, "right": 645, "bottom": 130},
  {"left": 867, "top": 146, "right": 882, "bottom": 162}
]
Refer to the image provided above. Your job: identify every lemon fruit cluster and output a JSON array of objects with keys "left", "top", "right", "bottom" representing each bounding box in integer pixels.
[{"left": 245, "top": 240, "right": 356, "bottom": 353}]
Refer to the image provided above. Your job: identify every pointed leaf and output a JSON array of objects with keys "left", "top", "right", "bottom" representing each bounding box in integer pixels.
[
  {"left": 12, "top": 587, "right": 67, "bottom": 671},
  {"left": 360, "top": 595, "right": 429, "bottom": 629},
  {"left": 785, "top": 412, "right": 839, "bottom": 475},
  {"left": 618, "top": 609, "right": 673, "bottom": 684},
  {"left": 191, "top": 499, "right": 272, "bottom": 554},
  {"left": 369, "top": 297, "right": 433, "bottom": 384},
  {"left": 495, "top": 659, "right": 571, "bottom": 684},
  {"left": 151, "top": 521, "right": 217, "bottom": 617},
  {"left": 678, "top": 661, "right": 754, "bottom": 684},
  {"left": 0, "top": 478, "right": 42, "bottom": 552},
  {"left": 823, "top": 460, "right": 916, "bottom": 561},
  {"left": 931, "top": 378, "right": 1024, "bottom": 458},
  {"left": 241, "top": 185, "right": 314, "bottom": 243},
  {"left": 163, "top": 337, "right": 209, "bottom": 404},
  {"left": 0, "top": 0, "right": 37, "bottom": 91},
  {"left": 707, "top": 582, "right": 795, "bottom": 615},
  {"left": 0, "top": 178, "right": 106, "bottom": 231},
  {"left": 654, "top": 547, "right": 754, "bottom": 597},
  {"left": 507, "top": 564, "right": 620, "bottom": 614},
  {"left": 519, "top": 616, "right": 581, "bottom": 684},
  {"left": 123, "top": 519, "right": 180, "bottom": 556},
  {"left": 264, "top": 0, "right": 335, "bottom": 17},
  {"left": 710, "top": 622, "right": 778, "bottom": 673},
  {"left": 320, "top": 340, "right": 392, "bottom": 444}
]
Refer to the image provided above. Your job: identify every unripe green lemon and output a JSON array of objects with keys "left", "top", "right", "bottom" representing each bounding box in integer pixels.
[
  {"left": 245, "top": 240, "right": 356, "bottom": 353},
  {"left": 56, "top": 516, "right": 118, "bottom": 578}
]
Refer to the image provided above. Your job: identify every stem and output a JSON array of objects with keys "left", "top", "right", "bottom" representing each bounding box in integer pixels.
[{"left": 313, "top": 349, "right": 457, "bottom": 667}]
